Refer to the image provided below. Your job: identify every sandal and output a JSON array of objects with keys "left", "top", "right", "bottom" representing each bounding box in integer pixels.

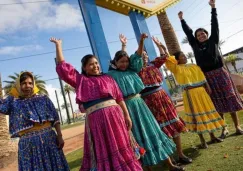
[
  {"left": 169, "top": 165, "right": 185, "bottom": 171},
  {"left": 210, "top": 137, "right": 223, "bottom": 144},
  {"left": 219, "top": 130, "right": 229, "bottom": 139},
  {"left": 235, "top": 129, "right": 243, "bottom": 135},
  {"left": 178, "top": 156, "right": 192, "bottom": 164}
]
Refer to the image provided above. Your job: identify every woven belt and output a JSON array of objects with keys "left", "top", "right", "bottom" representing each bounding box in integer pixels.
[
  {"left": 85, "top": 99, "right": 117, "bottom": 115},
  {"left": 124, "top": 94, "right": 141, "bottom": 101},
  {"left": 18, "top": 122, "right": 51, "bottom": 137}
]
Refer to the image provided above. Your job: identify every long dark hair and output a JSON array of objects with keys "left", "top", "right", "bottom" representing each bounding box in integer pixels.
[
  {"left": 20, "top": 72, "right": 34, "bottom": 84},
  {"left": 173, "top": 51, "right": 183, "bottom": 61},
  {"left": 111, "top": 50, "right": 129, "bottom": 65},
  {"left": 81, "top": 54, "right": 97, "bottom": 75}
]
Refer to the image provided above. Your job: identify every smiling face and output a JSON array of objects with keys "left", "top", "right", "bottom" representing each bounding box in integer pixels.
[
  {"left": 83, "top": 57, "right": 101, "bottom": 75},
  {"left": 196, "top": 29, "right": 208, "bottom": 43},
  {"left": 20, "top": 76, "right": 34, "bottom": 97},
  {"left": 115, "top": 56, "right": 129, "bottom": 71}
]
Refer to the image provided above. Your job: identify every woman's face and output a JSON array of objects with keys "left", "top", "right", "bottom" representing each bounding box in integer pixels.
[
  {"left": 178, "top": 53, "right": 187, "bottom": 64},
  {"left": 20, "top": 77, "right": 34, "bottom": 97},
  {"left": 142, "top": 51, "right": 149, "bottom": 65},
  {"left": 115, "top": 56, "right": 129, "bottom": 71},
  {"left": 83, "top": 57, "right": 101, "bottom": 75},
  {"left": 196, "top": 30, "right": 208, "bottom": 43}
]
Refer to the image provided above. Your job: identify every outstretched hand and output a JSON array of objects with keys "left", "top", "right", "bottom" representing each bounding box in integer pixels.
[
  {"left": 178, "top": 11, "right": 183, "bottom": 20},
  {"left": 119, "top": 34, "right": 127, "bottom": 45},
  {"left": 209, "top": 0, "right": 216, "bottom": 8},
  {"left": 140, "top": 33, "right": 148, "bottom": 41},
  {"left": 152, "top": 36, "right": 162, "bottom": 47},
  {"left": 50, "top": 37, "right": 62, "bottom": 45}
]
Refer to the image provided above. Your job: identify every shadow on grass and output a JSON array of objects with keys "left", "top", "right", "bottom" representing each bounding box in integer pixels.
[{"left": 68, "top": 158, "right": 83, "bottom": 171}]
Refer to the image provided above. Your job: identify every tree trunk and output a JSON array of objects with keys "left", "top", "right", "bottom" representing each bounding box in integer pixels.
[
  {"left": 191, "top": 59, "right": 193, "bottom": 64},
  {"left": 0, "top": 74, "right": 17, "bottom": 168},
  {"left": 157, "top": 11, "right": 181, "bottom": 55},
  {"left": 67, "top": 92, "right": 75, "bottom": 122},
  {"left": 232, "top": 63, "right": 238, "bottom": 73}
]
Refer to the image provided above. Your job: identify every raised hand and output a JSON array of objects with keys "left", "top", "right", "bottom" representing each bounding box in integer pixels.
[
  {"left": 209, "top": 0, "right": 215, "bottom": 8},
  {"left": 178, "top": 11, "right": 183, "bottom": 20},
  {"left": 140, "top": 33, "right": 148, "bottom": 40},
  {"left": 119, "top": 34, "right": 127, "bottom": 45},
  {"left": 152, "top": 36, "right": 162, "bottom": 47},
  {"left": 50, "top": 37, "right": 62, "bottom": 46}
]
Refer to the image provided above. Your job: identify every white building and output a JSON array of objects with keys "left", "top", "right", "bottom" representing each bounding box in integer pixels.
[{"left": 223, "top": 46, "right": 243, "bottom": 74}]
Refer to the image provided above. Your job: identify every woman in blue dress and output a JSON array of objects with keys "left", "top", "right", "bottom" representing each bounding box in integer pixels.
[
  {"left": 0, "top": 72, "right": 69, "bottom": 171},
  {"left": 107, "top": 34, "right": 185, "bottom": 171}
]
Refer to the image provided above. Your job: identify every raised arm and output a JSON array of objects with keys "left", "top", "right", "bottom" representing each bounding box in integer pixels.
[
  {"left": 178, "top": 11, "right": 197, "bottom": 46},
  {"left": 50, "top": 37, "right": 78, "bottom": 88},
  {"left": 151, "top": 37, "right": 167, "bottom": 68},
  {"left": 129, "top": 33, "right": 148, "bottom": 72},
  {"left": 209, "top": 0, "right": 219, "bottom": 44},
  {"left": 119, "top": 34, "right": 127, "bottom": 51},
  {"left": 50, "top": 38, "right": 64, "bottom": 62}
]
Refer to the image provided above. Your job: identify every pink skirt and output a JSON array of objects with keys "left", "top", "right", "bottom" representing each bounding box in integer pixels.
[{"left": 80, "top": 105, "right": 142, "bottom": 171}]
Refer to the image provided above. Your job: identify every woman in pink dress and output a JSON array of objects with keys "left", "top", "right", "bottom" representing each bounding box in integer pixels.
[{"left": 50, "top": 38, "right": 142, "bottom": 171}]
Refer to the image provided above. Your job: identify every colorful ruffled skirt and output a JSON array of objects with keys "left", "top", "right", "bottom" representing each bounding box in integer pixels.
[
  {"left": 81, "top": 104, "right": 142, "bottom": 171},
  {"left": 205, "top": 67, "right": 243, "bottom": 113},
  {"left": 142, "top": 87, "right": 187, "bottom": 138},
  {"left": 125, "top": 95, "right": 176, "bottom": 166},
  {"left": 18, "top": 127, "right": 69, "bottom": 171},
  {"left": 183, "top": 87, "right": 226, "bottom": 133}
]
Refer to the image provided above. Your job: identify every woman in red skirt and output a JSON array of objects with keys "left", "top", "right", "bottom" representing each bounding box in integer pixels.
[{"left": 119, "top": 34, "right": 192, "bottom": 164}]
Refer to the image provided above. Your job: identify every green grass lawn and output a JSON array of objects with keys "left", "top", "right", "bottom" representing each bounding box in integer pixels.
[{"left": 66, "top": 111, "right": 243, "bottom": 171}]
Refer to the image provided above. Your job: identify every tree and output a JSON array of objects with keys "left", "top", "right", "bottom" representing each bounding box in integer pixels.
[
  {"left": 0, "top": 74, "right": 17, "bottom": 168},
  {"left": 63, "top": 84, "right": 75, "bottom": 121},
  {"left": 3, "top": 72, "right": 48, "bottom": 96},
  {"left": 181, "top": 37, "right": 189, "bottom": 44},
  {"left": 186, "top": 52, "right": 194, "bottom": 63},
  {"left": 225, "top": 54, "right": 242, "bottom": 73},
  {"left": 157, "top": 11, "right": 181, "bottom": 55}
]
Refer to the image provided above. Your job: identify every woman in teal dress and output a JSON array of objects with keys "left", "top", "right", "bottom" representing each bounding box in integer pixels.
[{"left": 107, "top": 34, "right": 185, "bottom": 171}]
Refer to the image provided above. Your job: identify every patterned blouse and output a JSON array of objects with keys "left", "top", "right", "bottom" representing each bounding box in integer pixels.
[
  {"left": 138, "top": 57, "right": 166, "bottom": 88},
  {"left": 0, "top": 95, "right": 60, "bottom": 138}
]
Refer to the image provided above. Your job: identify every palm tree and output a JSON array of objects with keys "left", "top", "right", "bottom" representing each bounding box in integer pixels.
[
  {"left": 63, "top": 84, "right": 75, "bottom": 121},
  {"left": 186, "top": 52, "right": 194, "bottom": 63},
  {"left": 61, "top": 103, "right": 70, "bottom": 110},
  {"left": 181, "top": 37, "right": 189, "bottom": 44},
  {"left": 3, "top": 72, "right": 48, "bottom": 96},
  {"left": 0, "top": 74, "right": 17, "bottom": 168},
  {"left": 157, "top": 11, "right": 181, "bottom": 55},
  {"left": 225, "top": 54, "right": 242, "bottom": 73}
]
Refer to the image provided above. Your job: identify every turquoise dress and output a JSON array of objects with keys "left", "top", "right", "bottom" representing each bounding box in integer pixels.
[{"left": 108, "top": 53, "right": 176, "bottom": 166}]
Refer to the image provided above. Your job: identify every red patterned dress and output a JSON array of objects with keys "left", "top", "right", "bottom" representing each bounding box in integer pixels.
[{"left": 138, "top": 57, "right": 187, "bottom": 138}]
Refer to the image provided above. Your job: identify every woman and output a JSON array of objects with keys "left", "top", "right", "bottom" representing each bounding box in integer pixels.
[
  {"left": 0, "top": 72, "right": 69, "bottom": 171},
  {"left": 108, "top": 34, "right": 185, "bottom": 171},
  {"left": 119, "top": 34, "right": 192, "bottom": 164},
  {"left": 165, "top": 49, "right": 226, "bottom": 149},
  {"left": 50, "top": 38, "right": 142, "bottom": 171},
  {"left": 178, "top": 0, "right": 243, "bottom": 139}
]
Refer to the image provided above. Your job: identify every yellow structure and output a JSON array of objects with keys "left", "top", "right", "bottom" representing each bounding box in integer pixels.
[{"left": 96, "top": 0, "right": 180, "bottom": 17}]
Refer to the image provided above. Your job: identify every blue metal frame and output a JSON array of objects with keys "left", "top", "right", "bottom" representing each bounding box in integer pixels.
[
  {"left": 129, "top": 11, "right": 170, "bottom": 95},
  {"left": 78, "top": 0, "right": 111, "bottom": 72}
]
